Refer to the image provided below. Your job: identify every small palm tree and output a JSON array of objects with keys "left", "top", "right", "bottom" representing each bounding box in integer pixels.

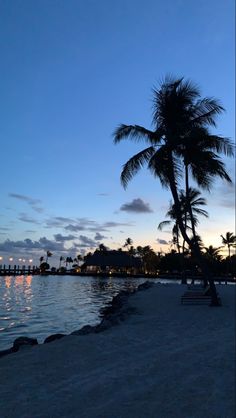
[
  {"left": 158, "top": 188, "right": 208, "bottom": 253},
  {"left": 220, "top": 232, "right": 236, "bottom": 257},
  {"left": 65, "top": 256, "right": 73, "bottom": 268},
  {"left": 46, "top": 250, "right": 53, "bottom": 264},
  {"left": 204, "top": 245, "right": 222, "bottom": 261},
  {"left": 76, "top": 254, "right": 84, "bottom": 265},
  {"left": 124, "top": 238, "right": 133, "bottom": 251},
  {"left": 98, "top": 243, "right": 107, "bottom": 252},
  {"left": 59, "top": 256, "right": 64, "bottom": 269}
]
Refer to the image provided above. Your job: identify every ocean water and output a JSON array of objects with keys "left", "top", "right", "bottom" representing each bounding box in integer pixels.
[{"left": 0, "top": 274, "right": 156, "bottom": 351}]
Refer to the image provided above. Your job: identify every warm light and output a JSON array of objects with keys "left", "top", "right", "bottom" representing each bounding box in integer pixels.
[
  {"left": 9, "top": 257, "right": 13, "bottom": 262},
  {"left": 19, "top": 258, "right": 22, "bottom": 262},
  {"left": 0, "top": 256, "right": 3, "bottom": 261},
  {"left": 29, "top": 259, "right": 33, "bottom": 263}
]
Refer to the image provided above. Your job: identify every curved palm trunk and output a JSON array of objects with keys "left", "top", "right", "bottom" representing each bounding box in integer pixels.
[
  {"left": 185, "top": 164, "right": 197, "bottom": 239},
  {"left": 176, "top": 229, "right": 181, "bottom": 254},
  {"left": 167, "top": 152, "right": 220, "bottom": 306},
  {"left": 184, "top": 164, "right": 207, "bottom": 288}
]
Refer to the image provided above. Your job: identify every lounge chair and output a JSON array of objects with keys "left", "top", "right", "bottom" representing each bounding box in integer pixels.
[{"left": 181, "top": 285, "right": 212, "bottom": 305}]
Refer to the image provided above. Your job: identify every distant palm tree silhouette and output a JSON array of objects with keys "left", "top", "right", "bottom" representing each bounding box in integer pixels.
[
  {"left": 123, "top": 238, "right": 133, "bottom": 251},
  {"left": 220, "top": 232, "right": 236, "bottom": 257},
  {"left": 45, "top": 250, "right": 53, "bottom": 264},
  {"left": 204, "top": 245, "right": 222, "bottom": 261},
  {"left": 114, "top": 76, "right": 234, "bottom": 305}
]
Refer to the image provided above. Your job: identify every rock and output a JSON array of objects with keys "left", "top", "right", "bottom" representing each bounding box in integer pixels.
[
  {"left": 12, "top": 336, "right": 38, "bottom": 352},
  {"left": 137, "top": 281, "right": 153, "bottom": 291},
  {"left": 71, "top": 325, "right": 95, "bottom": 336},
  {"left": 95, "top": 319, "right": 112, "bottom": 332},
  {"left": 44, "top": 333, "right": 66, "bottom": 344}
]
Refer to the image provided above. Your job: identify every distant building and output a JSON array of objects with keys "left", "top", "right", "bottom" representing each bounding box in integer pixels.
[{"left": 83, "top": 250, "right": 142, "bottom": 274}]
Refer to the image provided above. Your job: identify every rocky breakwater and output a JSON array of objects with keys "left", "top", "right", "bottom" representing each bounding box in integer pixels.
[{"left": 0, "top": 281, "right": 154, "bottom": 359}]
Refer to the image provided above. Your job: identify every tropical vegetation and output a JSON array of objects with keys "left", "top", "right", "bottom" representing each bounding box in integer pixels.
[{"left": 114, "top": 76, "right": 234, "bottom": 305}]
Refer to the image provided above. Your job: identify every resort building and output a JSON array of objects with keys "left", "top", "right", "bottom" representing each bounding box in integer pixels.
[{"left": 83, "top": 250, "right": 142, "bottom": 274}]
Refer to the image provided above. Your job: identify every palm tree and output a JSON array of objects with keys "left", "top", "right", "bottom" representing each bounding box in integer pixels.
[
  {"left": 76, "top": 254, "right": 84, "bottom": 265},
  {"left": 158, "top": 188, "right": 208, "bottom": 253},
  {"left": 59, "top": 256, "right": 64, "bottom": 269},
  {"left": 124, "top": 238, "right": 133, "bottom": 251},
  {"left": 220, "top": 232, "right": 236, "bottom": 258},
  {"left": 65, "top": 256, "right": 73, "bottom": 268},
  {"left": 98, "top": 243, "right": 107, "bottom": 252},
  {"left": 204, "top": 245, "right": 222, "bottom": 262},
  {"left": 45, "top": 250, "right": 53, "bottom": 264},
  {"left": 114, "top": 77, "right": 233, "bottom": 306}
]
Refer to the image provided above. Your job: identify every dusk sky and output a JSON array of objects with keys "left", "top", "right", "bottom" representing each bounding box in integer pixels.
[{"left": 0, "top": 0, "right": 235, "bottom": 266}]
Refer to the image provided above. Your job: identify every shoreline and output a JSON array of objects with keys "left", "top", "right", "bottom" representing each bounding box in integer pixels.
[
  {"left": 0, "top": 281, "right": 152, "bottom": 359},
  {"left": 0, "top": 283, "right": 235, "bottom": 418},
  {"left": 1, "top": 271, "right": 235, "bottom": 283}
]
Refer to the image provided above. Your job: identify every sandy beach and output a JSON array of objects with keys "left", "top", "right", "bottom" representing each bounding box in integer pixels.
[{"left": 0, "top": 283, "right": 235, "bottom": 418}]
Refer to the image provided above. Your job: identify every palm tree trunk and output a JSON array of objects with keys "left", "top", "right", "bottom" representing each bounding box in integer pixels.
[
  {"left": 185, "top": 164, "right": 197, "bottom": 239},
  {"left": 184, "top": 164, "right": 208, "bottom": 287},
  {"left": 167, "top": 152, "right": 220, "bottom": 306}
]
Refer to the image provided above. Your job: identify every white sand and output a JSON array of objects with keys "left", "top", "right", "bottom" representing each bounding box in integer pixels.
[{"left": 0, "top": 284, "right": 235, "bottom": 418}]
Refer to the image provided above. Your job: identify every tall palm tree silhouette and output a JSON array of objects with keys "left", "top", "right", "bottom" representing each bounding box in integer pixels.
[
  {"left": 114, "top": 76, "right": 234, "bottom": 306},
  {"left": 220, "top": 232, "right": 236, "bottom": 257}
]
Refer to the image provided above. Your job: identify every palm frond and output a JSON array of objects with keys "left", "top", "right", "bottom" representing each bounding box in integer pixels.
[
  {"left": 192, "top": 98, "right": 224, "bottom": 127},
  {"left": 113, "top": 124, "right": 159, "bottom": 144},
  {"left": 157, "top": 220, "right": 172, "bottom": 231},
  {"left": 120, "top": 146, "right": 155, "bottom": 189}
]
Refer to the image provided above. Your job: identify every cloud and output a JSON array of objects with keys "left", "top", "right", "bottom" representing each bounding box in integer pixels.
[
  {"left": 9, "top": 193, "right": 44, "bottom": 213},
  {"left": 94, "top": 232, "right": 107, "bottom": 241},
  {"left": 45, "top": 216, "right": 76, "bottom": 228},
  {"left": 54, "top": 233, "right": 76, "bottom": 242},
  {"left": 120, "top": 198, "right": 153, "bottom": 213},
  {"left": 64, "top": 219, "right": 133, "bottom": 233},
  {"left": 103, "top": 221, "right": 134, "bottom": 228},
  {"left": 213, "top": 183, "right": 235, "bottom": 209},
  {"left": 97, "top": 193, "right": 109, "bottom": 196},
  {"left": 65, "top": 224, "right": 86, "bottom": 232},
  {"left": 78, "top": 235, "right": 97, "bottom": 247},
  {"left": 18, "top": 213, "right": 40, "bottom": 224},
  {"left": 157, "top": 238, "right": 169, "bottom": 245},
  {"left": 0, "top": 238, "right": 66, "bottom": 253}
]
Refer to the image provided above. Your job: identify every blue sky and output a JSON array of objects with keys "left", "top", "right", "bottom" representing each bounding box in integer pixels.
[{"left": 0, "top": 0, "right": 235, "bottom": 266}]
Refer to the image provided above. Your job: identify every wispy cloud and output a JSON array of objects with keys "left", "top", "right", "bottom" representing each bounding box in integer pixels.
[
  {"left": 9, "top": 193, "right": 44, "bottom": 213},
  {"left": 218, "top": 183, "right": 235, "bottom": 209},
  {"left": 18, "top": 213, "right": 40, "bottom": 224},
  {"left": 45, "top": 216, "right": 76, "bottom": 228},
  {"left": 120, "top": 198, "right": 153, "bottom": 213},
  {"left": 46, "top": 217, "right": 135, "bottom": 233},
  {"left": 97, "top": 193, "right": 109, "bottom": 196}
]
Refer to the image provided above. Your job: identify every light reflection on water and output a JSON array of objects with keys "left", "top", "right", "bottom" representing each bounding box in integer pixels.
[{"left": 0, "top": 274, "right": 157, "bottom": 350}]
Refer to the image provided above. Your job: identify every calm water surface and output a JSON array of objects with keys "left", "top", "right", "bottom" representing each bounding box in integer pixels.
[{"left": 0, "top": 274, "right": 158, "bottom": 350}]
